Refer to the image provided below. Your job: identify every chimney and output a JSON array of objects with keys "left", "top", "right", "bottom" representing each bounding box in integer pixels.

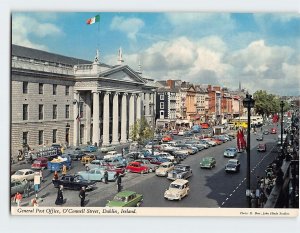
[{"left": 166, "top": 79, "right": 175, "bottom": 89}]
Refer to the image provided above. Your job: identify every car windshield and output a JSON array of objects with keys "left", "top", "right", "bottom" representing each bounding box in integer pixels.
[
  {"left": 170, "top": 184, "right": 183, "bottom": 189},
  {"left": 14, "top": 171, "right": 24, "bottom": 175},
  {"left": 203, "top": 158, "right": 211, "bottom": 162},
  {"left": 161, "top": 164, "right": 169, "bottom": 168},
  {"left": 228, "top": 161, "right": 237, "bottom": 165},
  {"left": 113, "top": 196, "right": 126, "bottom": 202}
]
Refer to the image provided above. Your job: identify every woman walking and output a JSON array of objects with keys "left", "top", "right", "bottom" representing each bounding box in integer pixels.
[{"left": 55, "top": 185, "right": 64, "bottom": 205}]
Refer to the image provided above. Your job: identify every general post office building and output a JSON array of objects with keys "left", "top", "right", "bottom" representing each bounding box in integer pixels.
[{"left": 11, "top": 45, "right": 156, "bottom": 157}]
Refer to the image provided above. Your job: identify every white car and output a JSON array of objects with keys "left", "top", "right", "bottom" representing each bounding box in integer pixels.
[
  {"left": 178, "top": 130, "right": 185, "bottom": 136},
  {"left": 11, "top": 169, "right": 35, "bottom": 181},
  {"left": 164, "top": 179, "right": 190, "bottom": 200},
  {"left": 155, "top": 162, "right": 174, "bottom": 177}
]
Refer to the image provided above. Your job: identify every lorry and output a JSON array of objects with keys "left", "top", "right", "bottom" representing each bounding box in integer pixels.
[{"left": 47, "top": 155, "right": 72, "bottom": 172}]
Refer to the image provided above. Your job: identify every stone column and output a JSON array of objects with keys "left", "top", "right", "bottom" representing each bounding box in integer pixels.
[
  {"left": 120, "top": 93, "right": 128, "bottom": 143},
  {"left": 128, "top": 93, "right": 135, "bottom": 140},
  {"left": 145, "top": 93, "right": 150, "bottom": 116},
  {"left": 102, "top": 91, "right": 110, "bottom": 146},
  {"left": 136, "top": 93, "right": 142, "bottom": 121},
  {"left": 92, "top": 91, "right": 100, "bottom": 146},
  {"left": 112, "top": 92, "right": 119, "bottom": 145},
  {"left": 85, "top": 91, "right": 91, "bottom": 144},
  {"left": 73, "top": 91, "right": 80, "bottom": 146}
]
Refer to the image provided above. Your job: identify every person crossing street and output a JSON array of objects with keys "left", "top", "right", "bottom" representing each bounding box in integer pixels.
[{"left": 79, "top": 187, "right": 86, "bottom": 207}]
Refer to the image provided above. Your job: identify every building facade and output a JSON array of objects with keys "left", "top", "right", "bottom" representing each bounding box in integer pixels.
[{"left": 11, "top": 45, "right": 156, "bottom": 157}]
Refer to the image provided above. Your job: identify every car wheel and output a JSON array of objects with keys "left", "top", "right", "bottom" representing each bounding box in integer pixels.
[
  {"left": 141, "top": 170, "right": 145, "bottom": 174},
  {"left": 149, "top": 168, "right": 153, "bottom": 173},
  {"left": 178, "top": 196, "right": 182, "bottom": 201},
  {"left": 136, "top": 202, "right": 142, "bottom": 207}
]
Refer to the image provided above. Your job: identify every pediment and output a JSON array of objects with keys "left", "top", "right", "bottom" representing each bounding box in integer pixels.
[{"left": 100, "top": 65, "right": 145, "bottom": 84}]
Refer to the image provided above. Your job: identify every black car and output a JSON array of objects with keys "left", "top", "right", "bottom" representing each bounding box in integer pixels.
[
  {"left": 263, "top": 130, "right": 269, "bottom": 135},
  {"left": 167, "top": 164, "right": 192, "bottom": 180},
  {"left": 52, "top": 175, "right": 96, "bottom": 190},
  {"left": 70, "top": 150, "right": 86, "bottom": 161},
  {"left": 225, "top": 159, "right": 240, "bottom": 173},
  {"left": 256, "top": 134, "right": 264, "bottom": 141}
]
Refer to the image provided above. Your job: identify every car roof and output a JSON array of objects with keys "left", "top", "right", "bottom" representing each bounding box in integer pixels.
[
  {"left": 171, "top": 179, "right": 189, "bottom": 185},
  {"left": 115, "top": 190, "right": 136, "bottom": 197},
  {"left": 203, "top": 157, "right": 214, "bottom": 160},
  {"left": 226, "top": 148, "right": 236, "bottom": 150},
  {"left": 18, "top": 169, "right": 34, "bottom": 172},
  {"left": 161, "top": 162, "right": 173, "bottom": 165},
  {"left": 228, "top": 159, "right": 239, "bottom": 162}
]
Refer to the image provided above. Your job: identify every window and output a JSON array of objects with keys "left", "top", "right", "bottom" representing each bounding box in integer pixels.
[
  {"left": 53, "top": 105, "right": 57, "bottom": 119},
  {"left": 53, "top": 129, "right": 57, "bottom": 143},
  {"left": 160, "top": 102, "right": 164, "bottom": 109},
  {"left": 65, "top": 85, "right": 69, "bottom": 96},
  {"left": 39, "top": 83, "right": 43, "bottom": 94},
  {"left": 23, "top": 104, "right": 28, "bottom": 120},
  {"left": 23, "top": 132, "right": 28, "bottom": 145},
  {"left": 39, "top": 104, "right": 44, "bottom": 120},
  {"left": 38, "top": 130, "right": 44, "bottom": 145},
  {"left": 65, "top": 105, "right": 70, "bottom": 119},
  {"left": 53, "top": 84, "right": 57, "bottom": 95},
  {"left": 160, "top": 111, "right": 164, "bottom": 116},
  {"left": 23, "top": 82, "right": 28, "bottom": 94},
  {"left": 149, "top": 107, "right": 152, "bottom": 115},
  {"left": 160, "top": 94, "right": 164, "bottom": 100}
]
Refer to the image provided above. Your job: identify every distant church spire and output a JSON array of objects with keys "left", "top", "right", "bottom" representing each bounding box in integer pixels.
[{"left": 118, "top": 47, "right": 124, "bottom": 65}]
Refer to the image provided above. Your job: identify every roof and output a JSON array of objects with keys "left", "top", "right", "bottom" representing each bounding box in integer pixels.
[
  {"left": 116, "top": 190, "right": 136, "bottom": 197},
  {"left": 171, "top": 179, "right": 189, "bottom": 185},
  {"left": 161, "top": 162, "right": 173, "bottom": 166},
  {"left": 12, "top": 44, "right": 93, "bottom": 66}
]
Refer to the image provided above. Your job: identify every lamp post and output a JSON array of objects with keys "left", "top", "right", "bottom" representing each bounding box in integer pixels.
[
  {"left": 73, "top": 99, "right": 80, "bottom": 147},
  {"left": 280, "top": 100, "right": 284, "bottom": 151},
  {"left": 243, "top": 93, "right": 255, "bottom": 208}
]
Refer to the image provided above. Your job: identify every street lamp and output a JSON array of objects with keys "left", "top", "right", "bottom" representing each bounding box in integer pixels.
[
  {"left": 243, "top": 93, "right": 255, "bottom": 208},
  {"left": 280, "top": 100, "right": 284, "bottom": 152},
  {"left": 73, "top": 99, "right": 80, "bottom": 147}
]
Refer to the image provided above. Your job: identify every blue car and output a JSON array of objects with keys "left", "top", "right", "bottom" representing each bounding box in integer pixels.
[
  {"left": 77, "top": 168, "right": 117, "bottom": 182},
  {"left": 83, "top": 145, "right": 97, "bottom": 153}
]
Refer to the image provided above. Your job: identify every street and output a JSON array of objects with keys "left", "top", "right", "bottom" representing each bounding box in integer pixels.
[{"left": 12, "top": 127, "right": 279, "bottom": 208}]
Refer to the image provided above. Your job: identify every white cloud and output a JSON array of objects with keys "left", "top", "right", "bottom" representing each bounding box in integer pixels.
[
  {"left": 110, "top": 16, "right": 144, "bottom": 40},
  {"left": 254, "top": 13, "right": 300, "bottom": 23},
  {"left": 12, "top": 14, "right": 62, "bottom": 50}
]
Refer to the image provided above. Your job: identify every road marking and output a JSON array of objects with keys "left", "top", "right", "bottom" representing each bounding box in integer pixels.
[
  {"left": 229, "top": 194, "right": 232, "bottom": 196},
  {"left": 233, "top": 189, "right": 236, "bottom": 192}
]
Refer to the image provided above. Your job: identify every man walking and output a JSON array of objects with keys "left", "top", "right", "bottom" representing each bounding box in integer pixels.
[
  {"left": 116, "top": 173, "right": 122, "bottom": 193},
  {"left": 79, "top": 187, "right": 86, "bottom": 207},
  {"left": 104, "top": 170, "right": 108, "bottom": 184}
]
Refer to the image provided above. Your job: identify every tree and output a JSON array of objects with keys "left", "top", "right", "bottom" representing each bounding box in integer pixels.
[{"left": 129, "top": 117, "right": 154, "bottom": 146}]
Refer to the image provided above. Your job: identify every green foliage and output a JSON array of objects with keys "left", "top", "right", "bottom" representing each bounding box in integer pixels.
[
  {"left": 129, "top": 117, "right": 154, "bottom": 145},
  {"left": 253, "top": 90, "right": 290, "bottom": 117}
]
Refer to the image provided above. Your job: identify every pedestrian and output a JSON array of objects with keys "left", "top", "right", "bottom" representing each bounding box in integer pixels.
[
  {"left": 55, "top": 185, "right": 64, "bottom": 205},
  {"left": 104, "top": 170, "right": 108, "bottom": 184},
  {"left": 39, "top": 169, "right": 44, "bottom": 183},
  {"left": 79, "top": 187, "right": 86, "bottom": 207},
  {"left": 116, "top": 173, "right": 122, "bottom": 193},
  {"left": 23, "top": 179, "right": 30, "bottom": 198},
  {"left": 53, "top": 171, "right": 59, "bottom": 180},
  {"left": 62, "top": 164, "right": 67, "bottom": 176},
  {"left": 14, "top": 192, "right": 22, "bottom": 207},
  {"left": 31, "top": 197, "right": 38, "bottom": 207}
]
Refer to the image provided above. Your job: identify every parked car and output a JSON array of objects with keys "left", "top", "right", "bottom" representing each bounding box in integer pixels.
[
  {"left": 106, "top": 190, "right": 143, "bottom": 207},
  {"left": 105, "top": 164, "right": 126, "bottom": 177},
  {"left": 70, "top": 150, "right": 85, "bottom": 161},
  {"left": 135, "top": 159, "right": 158, "bottom": 172},
  {"left": 125, "top": 161, "right": 149, "bottom": 174},
  {"left": 100, "top": 145, "right": 117, "bottom": 153},
  {"left": 167, "top": 164, "right": 193, "bottom": 180},
  {"left": 164, "top": 179, "right": 190, "bottom": 201},
  {"left": 103, "top": 151, "right": 122, "bottom": 159},
  {"left": 225, "top": 159, "right": 240, "bottom": 173},
  {"left": 162, "top": 135, "right": 173, "bottom": 142},
  {"left": 263, "top": 129, "right": 269, "bottom": 135},
  {"left": 31, "top": 157, "right": 48, "bottom": 169},
  {"left": 223, "top": 148, "right": 237, "bottom": 158},
  {"left": 170, "top": 129, "right": 179, "bottom": 135},
  {"left": 183, "top": 131, "right": 193, "bottom": 137},
  {"left": 77, "top": 168, "right": 117, "bottom": 182},
  {"left": 256, "top": 134, "right": 264, "bottom": 141},
  {"left": 155, "top": 162, "right": 174, "bottom": 176},
  {"left": 200, "top": 157, "right": 216, "bottom": 169},
  {"left": 11, "top": 169, "right": 35, "bottom": 181},
  {"left": 81, "top": 155, "right": 96, "bottom": 165},
  {"left": 104, "top": 156, "right": 126, "bottom": 167},
  {"left": 11, "top": 179, "right": 28, "bottom": 196},
  {"left": 178, "top": 130, "right": 185, "bottom": 136},
  {"left": 85, "top": 159, "right": 107, "bottom": 170},
  {"left": 257, "top": 143, "right": 267, "bottom": 152},
  {"left": 83, "top": 145, "right": 97, "bottom": 153},
  {"left": 52, "top": 174, "right": 96, "bottom": 190},
  {"left": 270, "top": 128, "right": 277, "bottom": 134}
]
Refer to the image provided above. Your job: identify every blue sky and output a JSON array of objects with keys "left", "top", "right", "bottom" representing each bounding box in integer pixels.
[{"left": 12, "top": 12, "right": 300, "bottom": 96}]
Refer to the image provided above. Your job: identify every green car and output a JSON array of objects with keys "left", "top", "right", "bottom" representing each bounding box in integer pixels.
[
  {"left": 106, "top": 191, "right": 143, "bottom": 207},
  {"left": 200, "top": 157, "right": 216, "bottom": 169}
]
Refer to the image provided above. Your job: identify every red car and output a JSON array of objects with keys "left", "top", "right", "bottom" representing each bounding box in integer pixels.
[
  {"left": 31, "top": 157, "right": 48, "bottom": 169},
  {"left": 270, "top": 128, "right": 277, "bottom": 134},
  {"left": 106, "top": 165, "right": 126, "bottom": 176},
  {"left": 143, "top": 157, "right": 162, "bottom": 165},
  {"left": 162, "top": 135, "right": 173, "bottom": 142},
  {"left": 257, "top": 143, "right": 267, "bottom": 152},
  {"left": 125, "top": 161, "right": 149, "bottom": 174}
]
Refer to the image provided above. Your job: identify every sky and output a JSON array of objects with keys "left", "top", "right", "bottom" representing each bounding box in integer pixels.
[{"left": 11, "top": 12, "right": 300, "bottom": 96}]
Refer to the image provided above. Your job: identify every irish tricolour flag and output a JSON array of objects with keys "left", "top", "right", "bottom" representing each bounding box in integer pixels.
[{"left": 86, "top": 15, "right": 100, "bottom": 25}]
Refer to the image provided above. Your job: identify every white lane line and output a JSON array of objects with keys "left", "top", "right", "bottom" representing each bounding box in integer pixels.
[
  {"left": 226, "top": 198, "right": 229, "bottom": 200},
  {"left": 233, "top": 189, "right": 236, "bottom": 192},
  {"left": 222, "top": 202, "right": 225, "bottom": 206},
  {"left": 229, "top": 194, "right": 232, "bottom": 196}
]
